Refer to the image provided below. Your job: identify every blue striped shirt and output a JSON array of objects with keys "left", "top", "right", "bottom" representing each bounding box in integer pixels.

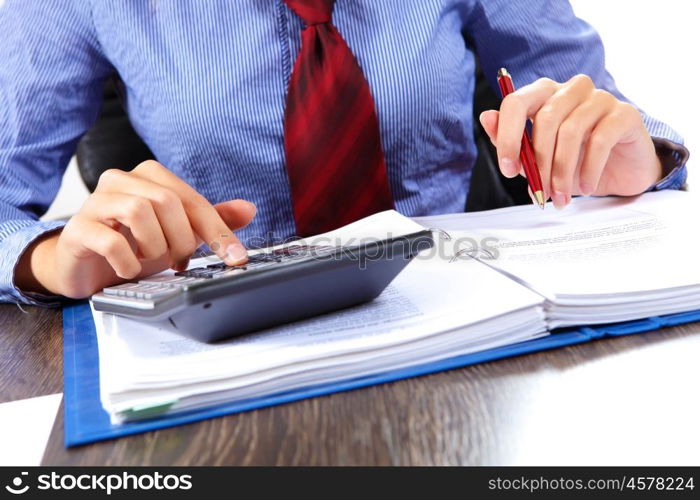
[{"left": 0, "top": 0, "right": 688, "bottom": 304}]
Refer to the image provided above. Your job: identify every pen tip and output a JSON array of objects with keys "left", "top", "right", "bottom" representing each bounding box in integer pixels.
[
  {"left": 534, "top": 190, "right": 545, "bottom": 209},
  {"left": 498, "top": 67, "right": 509, "bottom": 78}
]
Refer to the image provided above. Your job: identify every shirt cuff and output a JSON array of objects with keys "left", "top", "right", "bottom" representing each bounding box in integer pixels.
[
  {"left": 647, "top": 137, "right": 689, "bottom": 191},
  {"left": 0, "top": 220, "right": 67, "bottom": 307}
]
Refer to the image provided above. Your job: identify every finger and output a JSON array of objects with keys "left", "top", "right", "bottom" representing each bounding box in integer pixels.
[
  {"left": 479, "top": 111, "right": 525, "bottom": 177},
  {"left": 532, "top": 74, "right": 596, "bottom": 199},
  {"left": 550, "top": 90, "right": 616, "bottom": 207},
  {"left": 77, "top": 217, "right": 142, "bottom": 279},
  {"left": 214, "top": 199, "right": 257, "bottom": 231},
  {"left": 81, "top": 193, "right": 168, "bottom": 260},
  {"left": 130, "top": 161, "right": 248, "bottom": 265},
  {"left": 496, "top": 77, "right": 558, "bottom": 177},
  {"left": 96, "top": 169, "right": 199, "bottom": 268},
  {"left": 579, "top": 104, "right": 638, "bottom": 196},
  {"left": 479, "top": 110, "right": 499, "bottom": 145}
]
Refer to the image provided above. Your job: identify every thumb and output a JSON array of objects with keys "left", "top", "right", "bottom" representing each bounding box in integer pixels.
[
  {"left": 479, "top": 110, "right": 499, "bottom": 146},
  {"left": 214, "top": 199, "right": 257, "bottom": 231}
]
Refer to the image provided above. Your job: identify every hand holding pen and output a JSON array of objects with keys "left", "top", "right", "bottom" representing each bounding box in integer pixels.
[{"left": 479, "top": 69, "right": 665, "bottom": 209}]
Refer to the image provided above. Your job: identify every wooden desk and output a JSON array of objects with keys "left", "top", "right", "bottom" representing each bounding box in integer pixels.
[{"left": 2, "top": 304, "right": 699, "bottom": 466}]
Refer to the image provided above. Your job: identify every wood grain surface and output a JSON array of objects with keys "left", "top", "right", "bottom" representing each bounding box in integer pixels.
[
  {"left": 2, "top": 304, "right": 699, "bottom": 465},
  {"left": 0, "top": 304, "right": 63, "bottom": 403}
]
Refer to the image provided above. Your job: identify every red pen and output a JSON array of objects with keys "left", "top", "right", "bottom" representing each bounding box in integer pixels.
[{"left": 496, "top": 68, "right": 545, "bottom": 209}]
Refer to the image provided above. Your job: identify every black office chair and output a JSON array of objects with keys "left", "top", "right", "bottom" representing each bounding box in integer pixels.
[
  {"left": 76, "top": 77, "right": 154, "bottom": 192},
  {"left": 76, "top": 68, "right": 529, "bottom": 211}
]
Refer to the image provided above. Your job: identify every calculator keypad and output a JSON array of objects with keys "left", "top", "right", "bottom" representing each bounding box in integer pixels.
[{"left": 98, "top": 245, "right": 336, "bottom": 305}]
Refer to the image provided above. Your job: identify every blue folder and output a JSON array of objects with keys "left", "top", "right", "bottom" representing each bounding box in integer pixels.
[{"left": 62, "top": 301, "right": 700, "bottom": 447}]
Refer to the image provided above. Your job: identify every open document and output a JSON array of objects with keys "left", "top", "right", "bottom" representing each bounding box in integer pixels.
[{"left": 415, "top": 190, "right": 700, "bottom": 328}]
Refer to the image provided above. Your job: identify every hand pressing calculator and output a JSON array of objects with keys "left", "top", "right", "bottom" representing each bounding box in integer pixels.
[{"left": 92, "top": 230, "right": 434, "bottom": 342}]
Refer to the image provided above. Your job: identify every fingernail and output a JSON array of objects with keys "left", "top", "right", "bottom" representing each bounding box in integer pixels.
[
  {"left": 579, "top": 181, "right": 595, "bottom": 196},
  {"left": 552, "top": 190, "right": 568, "bottom": 210},
  {"left": 225, "top": 243, "right": 248, "bottom": 264},
  {"left": 501, "top": 158, "right": 518, "bottom": 177}
]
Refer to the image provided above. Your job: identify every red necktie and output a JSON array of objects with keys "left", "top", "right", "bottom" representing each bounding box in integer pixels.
[{"left": 283, "top": 0, "right": 394, "bottom": 237}]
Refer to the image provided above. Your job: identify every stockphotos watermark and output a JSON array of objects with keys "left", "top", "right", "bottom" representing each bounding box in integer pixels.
[
  {"left": 3, "top": 470, "right": 192, "bottom": 496},
  {"left": 202, "top": 230, "right": 502, "bottom": 266}
]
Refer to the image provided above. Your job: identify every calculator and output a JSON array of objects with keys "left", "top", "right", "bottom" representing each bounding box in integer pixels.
[{"left": 91, "top": 230, "right": 434, "bottom": 342}]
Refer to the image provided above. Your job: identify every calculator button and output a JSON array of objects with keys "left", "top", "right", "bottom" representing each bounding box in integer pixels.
[
  {"left": 174, "top": 268, "right": 221, "bottom": 279},
  {"left": 92, "top": 293, "right": 156, "bottom": 310},
  {"left": 170, "top": 278, "right": 203, "bottom": 288},
  {"left": 247, "top": 253, "right": 280, "bottom": 263},
  {"left": 157, "top": 277, "right": 198, "bottom": 288},
  {"left": 174, "top": 268, "right": 202, "bottom": 277},
  {"left": 133, "top": 285, "right": 160, "bottom": 299},
  {"left": 206, "top": 262, "right": 228, "bottom": 270},
  {"left": 103, "top": 283, "right": 143, "bottom": 296},
  {"left": 128, "top": 284, "right": 157, "bottom": 297},
  {"left": 139, "top": 287, "right": 178, "bottom": 300},
  {"left": 138, "top": 275, "right": 191, "bottom": 285}
]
